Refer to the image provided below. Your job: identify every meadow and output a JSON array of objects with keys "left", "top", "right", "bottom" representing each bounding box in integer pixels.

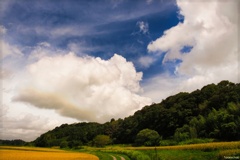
[
  {"left": 85, "top": 141, "right": 240, "bottom": 160},
  {"left": 0, "top": 146, "right": 99, "bottom": 160}
]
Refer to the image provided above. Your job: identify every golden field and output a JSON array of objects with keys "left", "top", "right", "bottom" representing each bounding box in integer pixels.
[
  {"left": 0, "top": 146, "right": 99, "bottom": 160},
  {"left": 124, "top": 141, "right": 240, "bottom": 151}
]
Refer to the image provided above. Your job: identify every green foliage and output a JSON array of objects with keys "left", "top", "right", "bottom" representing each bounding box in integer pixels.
[
  {"left": 135, "top": 128, "right": 161, "bottom": 146},
  {"left": 60, "top": 140, "right": 68, "bottom": 148},
  {"left": 68, "top": 140, "right": 82, "bottom": 148},
  {"left": 178, "top": 138, "right": 215, "bottom": 145},
  {"left": 34, "top": 122, "right": 104, "bottom": 147},
  {"left": 93, "top": 135, "right": 112, "bottom": 147},
  {"left": 159, "top": 139, "right": 178, "bottom": 146},
  {"left": 0, "top": 139, "right": 26, "bottom": 146},
  {"left": 174, "top": 125, "right": 190, "bottom": 142}
]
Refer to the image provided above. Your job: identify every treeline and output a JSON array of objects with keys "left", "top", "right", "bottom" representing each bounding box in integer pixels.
[
  {"left": 34, "top": 80, "right": 240, "bottom": 147},
  {"left": 0, "top": 139, "right": 26, "bottom": 146}
]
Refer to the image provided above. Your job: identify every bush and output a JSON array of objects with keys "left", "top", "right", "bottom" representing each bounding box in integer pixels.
[
  {"left": 68, "top": 140, "right": 83, "bottom": 149},
  {"left": 178, "top": 138, "right": 215, "bottom": 145},
  {"left": 93, "top": 135, "right": 112, "bottom": 147},
  {"left": 135, "top": 128, "right": 161, "bottom": 146},
  {"left": 60, "top": 141, "right": 68, "bottom": 148},
  {"left": 159, "top": 140, "right": 178, "bottom": 146}
]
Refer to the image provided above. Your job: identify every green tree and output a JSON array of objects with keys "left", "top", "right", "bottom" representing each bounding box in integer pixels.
[
  {"left": 135, "top": 128, "right": 161, "bottom": 146},
  {"left": 68, "top": 140, "right": 82, "bottom": 148},
  {"left": 60, "top": 140, "right": 68, "bottom": 148},
  {"left": 93, "top": 135, "right": 111, "bottom": 147},
  {"left": 174, "top": 125, "right": 190, "bottom": 142}
]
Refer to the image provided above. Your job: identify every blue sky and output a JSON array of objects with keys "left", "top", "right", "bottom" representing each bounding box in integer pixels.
[
  {"left": 1, "top": 0, "right": 180, "bottom": 78},
  {"left": 1, "top": 0, "right": 239, "bottom": 141}
]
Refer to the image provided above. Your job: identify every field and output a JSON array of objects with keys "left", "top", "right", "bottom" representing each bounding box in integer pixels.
[
  {"left": 85, "top": 141, "right": 240, "bottom": 160},
  {"left": 1, "top": 141, "right": 240, "bottom": 160},
  {"left": 0, "top": 146, "right": 99, "bottom": 160},
  {"left": 126, "top": 141, "right": 240, "bottom": 150}
]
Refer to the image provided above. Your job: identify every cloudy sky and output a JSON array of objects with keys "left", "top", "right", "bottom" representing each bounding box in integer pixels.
[{"left": 1, "top": 0, "right": 239, "bottom": 141}]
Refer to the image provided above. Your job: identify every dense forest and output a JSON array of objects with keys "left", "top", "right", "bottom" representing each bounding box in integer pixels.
[
  {"left": 2, "top": 80, "right": 239, "bottom": 147},
  {"left": 33, "top": 80, "right": 240, "bottom": 147}
]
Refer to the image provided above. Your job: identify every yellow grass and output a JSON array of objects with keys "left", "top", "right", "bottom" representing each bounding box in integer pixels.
[
  {"left": 125, "top": 141, "right": 240, "bottom": 150},
  {"left": 218, "top": 149, "right": 240, "bottom": 160},
  {"left": 218, "top": 149, "right": 240, "bottom": 156},
  {"left": 0, "top": 146, "right": 99, "bottom": 160}
]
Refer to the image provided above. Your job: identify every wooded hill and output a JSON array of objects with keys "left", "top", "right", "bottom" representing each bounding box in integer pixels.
[{"left": 33, "top": 80, "right": 240, "bottom": 147}]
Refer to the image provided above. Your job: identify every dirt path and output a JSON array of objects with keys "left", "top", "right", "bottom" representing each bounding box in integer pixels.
[
  {"left": 110, "top": 155, "right": 126, "bottom": 160},
  {"left": 110, "top": 155, "right": 117, "bottom": 160},
  {"left": 120, "top": 156, "right": 125, "bottom": 160}
]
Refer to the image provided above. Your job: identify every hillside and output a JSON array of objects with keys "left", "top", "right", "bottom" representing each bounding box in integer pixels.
[{"left": 34, "top": 80, "right": 240, "bottom": 147}]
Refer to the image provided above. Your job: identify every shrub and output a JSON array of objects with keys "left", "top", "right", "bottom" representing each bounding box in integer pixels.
[
  {"left": 60, "top": 141, "right": 68, "bottom": 148},
  {"left": 159, "top": 140, "right": 178, "bottom": 146},
  {"left": 93, "top": 135, "right": 112, "bottom": 147},
  {"left": 135, "top": 128, "right": 161, "bottom": 146}
]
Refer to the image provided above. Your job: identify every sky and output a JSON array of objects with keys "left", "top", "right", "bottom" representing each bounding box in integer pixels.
[{"left": 0, "top": 0, "right": 239, "bottom": 141}]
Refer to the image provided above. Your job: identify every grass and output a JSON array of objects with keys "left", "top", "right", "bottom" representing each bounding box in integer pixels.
[
  {"left": 218, "top": 149, "right": 240, "bottom": 160},
  {"left": 142, "top": 149, "right": 218, "bottom": 160},
  {"left": 130, "top": 141, "right": 240, "bottom": 160},
  {"left": 125, "top": 141, "right": 240, "bottom": 151},
  {"left": 86, "top": 141, "right": 240, "bottom": 160},
  {"left": 1, "top": 141, "right": 239, "bottom": 160},
  {"left": 118, "top": 154, "right": 131, "bottom": 160},
  {"left": 90, "top": 151, "right": 113, "bottom": 160},
  {"left": 108, "top": 150, "right": 150, "bottom": 160},
  {"left": 73, "top": 147, "right": 131, "bottom": 160},
  {"left": 109, "top": 153, "right": 131, "bottom": 160},
  {"left": 159, "top": 138, "right": 215, "bottom": 146}
]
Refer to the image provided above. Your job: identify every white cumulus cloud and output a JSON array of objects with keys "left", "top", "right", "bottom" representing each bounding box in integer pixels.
[{"left": 12, "top": 53, "right": 151, "bottom": 123}]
